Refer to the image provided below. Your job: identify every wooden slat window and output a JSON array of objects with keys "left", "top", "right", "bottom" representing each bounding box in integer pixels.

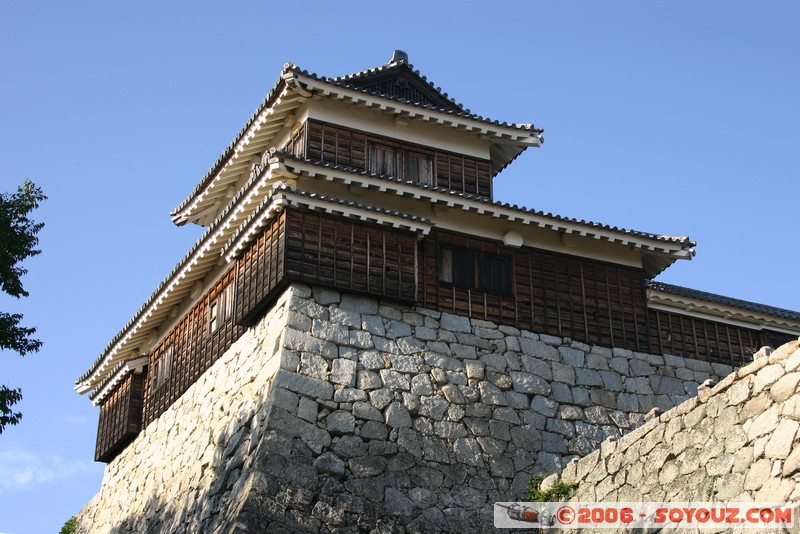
[
  {"left": 305, "top": 120, "right": 492, "bottom": 198},
  {"left": 234, "top": 214, "right": 287, "bottom": 326},
  {"left": 420, "top": 229, "right": 650, "bottom": 352},
  {"left": 283, "top": 122, "right": 307, "bottom": 158}
]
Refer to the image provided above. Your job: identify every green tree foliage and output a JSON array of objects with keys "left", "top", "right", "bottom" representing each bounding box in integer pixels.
[
  {"left": 60, "top": 516, "right": 77, "bottom": 534},
  {"left": 0, "top": 180, "right": 46, "bottom": 434},
  {"left": 528, "top": 476, "right": 577, "bottom": 502}
]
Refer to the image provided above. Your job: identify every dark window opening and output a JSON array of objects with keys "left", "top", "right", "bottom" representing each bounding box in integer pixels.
[{"left": 439, "top": 247, "right": 512, "bottom": 293}]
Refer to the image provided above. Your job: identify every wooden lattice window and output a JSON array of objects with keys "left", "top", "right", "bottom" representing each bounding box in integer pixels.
[
  {"left": 151, "top": 344, "right": 173, "bottom": 391},
  {"left": 209, "top": 283, "right": 234, "bottom": 334},
  {"left": 368, "top": 143, "right": 433, "bottom": 185}
]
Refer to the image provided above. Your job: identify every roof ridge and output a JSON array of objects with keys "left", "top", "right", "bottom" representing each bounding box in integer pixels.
[
  {"left": 289, "top": 64, "right": 537, "bottom": 131},
  {"left": 327, "top": 59, "right": 467, "bottom": 112}
]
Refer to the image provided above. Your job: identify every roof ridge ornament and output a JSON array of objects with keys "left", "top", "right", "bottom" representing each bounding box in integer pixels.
[{"left": 389, "top": 50, "right": 408, "bottom": 65}]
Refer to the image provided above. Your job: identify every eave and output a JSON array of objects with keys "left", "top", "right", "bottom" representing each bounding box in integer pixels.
[
  {"left": 76, "top": 160, "right": 297, "bottom": 395},
  {"left": 276, "top": 155, "right": 695, "bottom": 276},
  {"left": 288, "top": 70, "right": 541, "bottom": 175},
  {"left": 222, "top": 183, "right": 432, "bottom": 263},
  {"left": 171, "top": 64, "right": 542, "bottom": 228},
  {"left": 88, "top": 356, "right": 149, "bottom": 405},
  {"left": 170, "top": 70, "right": 307, "bottom": 227},
  {"left": 647, "top": 282, "right": 800, "bottom": 334}
]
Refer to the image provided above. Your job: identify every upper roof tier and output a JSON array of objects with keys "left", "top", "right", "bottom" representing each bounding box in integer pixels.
[{"left": 171, "top": 51, "right": 543, "bottom": 227}]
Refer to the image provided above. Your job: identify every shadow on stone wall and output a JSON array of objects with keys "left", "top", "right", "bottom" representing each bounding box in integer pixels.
[{"left": 103, "top": 387, "right": 270, "bottom": 533}]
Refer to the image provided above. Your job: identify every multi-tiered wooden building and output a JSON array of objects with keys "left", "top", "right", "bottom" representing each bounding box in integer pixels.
[{"left": 77, "top": 51, "right": 800, "bottom": 464}]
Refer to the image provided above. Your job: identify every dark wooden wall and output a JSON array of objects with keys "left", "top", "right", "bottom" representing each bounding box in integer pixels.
[
  {"left": 298, "top": 120, "right": 493, "bottom": 198},
  {"left": 761, "top": 329, "right": 797, "bottom": 350},
  {"left": 419, "top": 230, "right": 651, "bottom": 352},
  {"left": 95, "top": 372, "right": 145, "bottom": 462},
  {"left": 95, "top": 213, "right": 797, "bottom": 461},
  {"left": 142, "top": 270, "right": 243, "bottom": 428},
  {"left": 284, "top": 210, "right": 417, "bottom": 303},
  {"left": 235, "top": 214, "right": 287, "bottom": 326},
  {"left": 649, "top": 308, "right": 795, "bottom": 365}
]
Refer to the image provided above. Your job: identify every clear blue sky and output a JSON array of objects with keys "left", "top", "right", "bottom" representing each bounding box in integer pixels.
[{"left": 1, "top": 2, "right": 798, "bottom": 532}]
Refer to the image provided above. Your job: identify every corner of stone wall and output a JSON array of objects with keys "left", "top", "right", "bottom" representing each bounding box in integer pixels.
[{"left": 75, "top": 284, "right": 299, "bottom": 534}]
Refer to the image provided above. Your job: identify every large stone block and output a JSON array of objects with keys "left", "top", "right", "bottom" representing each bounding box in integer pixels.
[
  {"left": 764, "top": 419, "right": 799, "bottom": 459},
  {"left": 531, "top": 395, "right": 558, "bottom": 417},
  {"left": 440, "top": 312, "right": 471, "bottom": 333},
  {"left": 453, "top": 437, "right": 484, "bottom": 467},
  {"left": 509, "top": 424, "right": 542, "bottom": 451},
  {"left": 269, "top": 407, "right": 331, "bottom": 453},
  {"left": 330, "top": 358, "right": 357, "bottom": 387},
  {"left": 560, "top": 346, "right": 585, "bottom": 367},
  {"left": 277, "top": 370, "right": 334, "bottom": 400},
  {"left": 353, "top": 401, "right": 383, "bottom": 422},
  {"left": 380, "top": 369, "right": 410, "bottom": 391},
  {"left": 327, "top": 410, "right": 356, "bottom": 434},
  {"left": 551, "top": 361, "right": 576, "bottom": 384},
  {"left": 385, "top": 402, "right": 412, "bottom": 428},
  {"left": 478, "top": 381, "right": 507, "bottom": 406},
  {"left": 575, "top": 368, "right": 603, "bottom": 387},
  {"left": 521, "top": 355, "right": 552, "bottom": 380},
  {"left": 509, "top": 371, "right": 551, "bottom": 395},
  {"left": 340, "top": 294, "right": 379, "bottom": 314},
  {"left": 520, "top": 338, "right": 559, "bottom": 360},
  {"left": 333, "top": 388, "right": 369, "bottom": 403},
  {"left": 312, "top": 319, "right": 350, "bottom": 344},
  {"left": 385, "top": 320, "right": 413, "bottom": 339},
  {"left": 283, "top": 328, "right": 338, "bottom": 359},
  {"left": 361, "top": 315, "right": 385, "bottom": 336}
]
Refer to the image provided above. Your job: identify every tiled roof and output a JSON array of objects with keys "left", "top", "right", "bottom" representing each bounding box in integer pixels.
[
  {"left": 88, "top": 360, "right": 126, "bottom": 401},
  {"left": 327, "top": 57, "right": 467, "bottom": 113},
  {"left": 170, "top": 67, "right": 291, "bottom": 218},
  {"left": 77, "top": 153, "right": 278, "bottom": 385},
  {"left": 647, "top": 281, "right": 800, "bottom": 322},
  {"left": 297, "top": 62, "right": 541, "bottom": 133},
  {"left": 171, "top": 57, "right": 542, "bottom": 220},
  {"left": 277, "top": 152, "right": 694, "bottom": 249},
  {"left": 278, "top": 183, "right": 431, "bottom": 224},
  {"left": 222, "top": 182, "right": 432, "bottom": 261},
  {"left": 242, "top": 182, "right": 431, "bottom": 232},
  {"left": 78, "top": 168, "right": 433, "bottom": 387}
]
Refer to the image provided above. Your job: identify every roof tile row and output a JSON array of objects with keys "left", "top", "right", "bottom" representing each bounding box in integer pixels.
[{"left": 648, "top": 281, "right": 800, "bottom": 322}]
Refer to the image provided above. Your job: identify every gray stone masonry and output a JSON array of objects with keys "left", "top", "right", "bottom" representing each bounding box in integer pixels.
[
  {"left": 76, "top": 284, "right": 737, "bottom": 533},
  {"left": 551, "top": 339, "right": 800, "bottom": 534}
]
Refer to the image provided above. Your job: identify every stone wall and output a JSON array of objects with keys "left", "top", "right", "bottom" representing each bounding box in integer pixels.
[
  {"left": 549, "top": 339, "right": 800, "bottom": 527},
  {"left": 76, "top": 283, "right": 736, "bottom": 533},
  {"left": 76, "top": 286, "right": 292, "bottom": 533}
]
